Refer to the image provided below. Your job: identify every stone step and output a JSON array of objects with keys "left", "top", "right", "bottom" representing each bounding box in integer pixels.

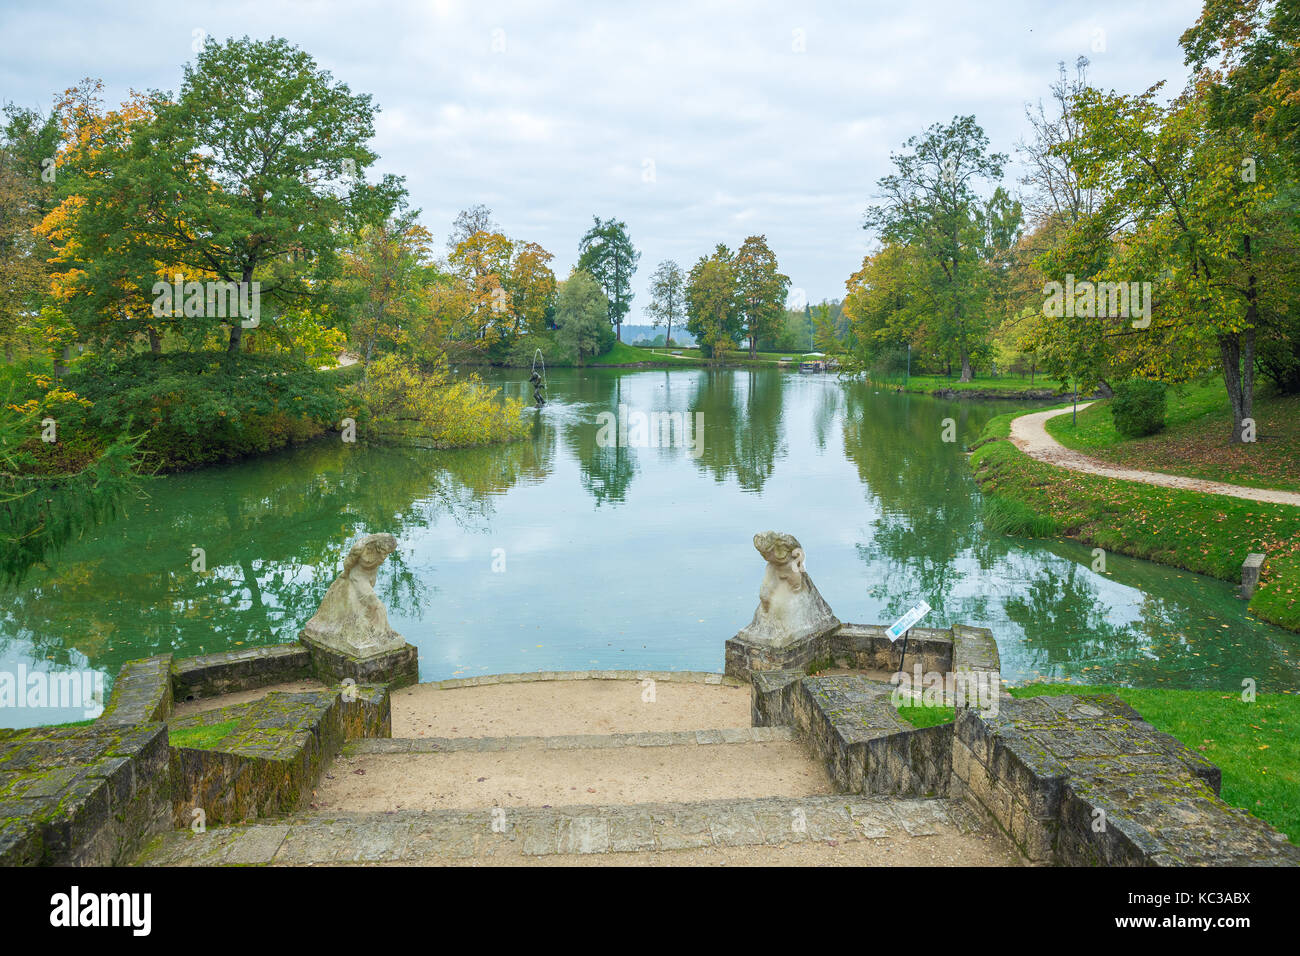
[
  {"left": 314, "top": 731, "right": 830, "bottom": 812},
  {"left": 343, "top": 726, "right": 797, "bottom": 754},
  {"left": 136, "top": 795, "right": 1001, "bottom": 865}
]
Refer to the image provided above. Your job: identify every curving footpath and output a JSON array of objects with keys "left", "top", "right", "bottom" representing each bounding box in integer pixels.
[{"left": 1008, "top": 404, "right": 1300, "bottom": 507}]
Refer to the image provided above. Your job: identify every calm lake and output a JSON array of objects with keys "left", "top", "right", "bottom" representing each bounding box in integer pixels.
[{"left": 3, "top": 367, "right": 1298, "bottom": 726}]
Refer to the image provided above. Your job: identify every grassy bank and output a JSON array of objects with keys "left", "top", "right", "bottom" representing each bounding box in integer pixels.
[
  {"left": 465, "top": 339, "right": 828, "bottom": 368},
  {"left": 1009, "top": 683, "right": 1299, "bottom": 843},
  {"left": 1045, "top": 379, "right": 1300, "bottom": 493},
  {"left": 867, "top": 372, "right": 1071, "bottom": 399},
  {"left": 969, "top": 409, "right": 1300, "bottom": 631}
]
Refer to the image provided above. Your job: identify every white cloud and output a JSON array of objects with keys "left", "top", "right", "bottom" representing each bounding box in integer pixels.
[{"left": 0, "top": 0, "right": 1202, "bottom": 311}]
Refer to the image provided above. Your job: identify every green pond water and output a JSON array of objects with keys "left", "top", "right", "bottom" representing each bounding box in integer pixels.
[{"left": 3, "top": 367, "right": 1298, "bottom": 727}]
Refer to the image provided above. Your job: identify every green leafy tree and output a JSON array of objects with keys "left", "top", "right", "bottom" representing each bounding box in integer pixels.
[
  {"left": 554, "top": 270, "right": 613, "bottom": 364},
  {"left": 646, "top": 259, "right": 685, "bottom": 347},
  {"left": 133, "top": 36, "right": 404, "bottom": 355},
  {"left": 576, "top": 216, "right": 640, "bottom": 341},
  {"left": 685, "top": 244, "right": 742, "bottom": 360},
  {"left": 1064, "top": 83, "right": 1295, "bottom": 442},
  {"left": 734, "top": 235, "right": 791, "bottom": 358},
  {"left": 864, "top": 115, "right": 1007, "bottom": 381},
  {"left": 0, "top": 103, "right": 59, "bottom": 361}
]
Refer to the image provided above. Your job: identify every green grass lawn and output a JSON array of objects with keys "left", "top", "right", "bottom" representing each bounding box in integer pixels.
[
  {"left": 872, "top": 373, "right": 1069, "bottom": 395},
  {"left": 168, "top": 718, "right": 241, "bottom": 750},
  {"left": 590, "top": 343, "right": 832, "bottom": 366},
  {"left": 1045, "top": 379, "right": 1300, "bottom": 493},
  {"left": 895, "top": 702, "right": 957, "bottom": 728},
  {"left": 587, "top": 342, "right": 704, "bottom": 365},
  {"left": 970, "top": 409, "right": 1300, "bottom": 631},
  {"left": 1009, "top": 683, "right": 1299, "bottom": 844}
]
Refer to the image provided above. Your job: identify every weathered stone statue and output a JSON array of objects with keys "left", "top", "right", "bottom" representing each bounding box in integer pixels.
[
  {"left": 300, "top": 533, "right": 406, "bottom": 658},
  {"left": 735, "top": 531, "right": 839, "bottom": 647}
]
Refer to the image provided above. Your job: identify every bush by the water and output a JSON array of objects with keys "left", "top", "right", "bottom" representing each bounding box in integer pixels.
[
  {"left": 70, "top": 352, "right": 344, "bottom": 470},
  {"left": 344, "top": 354, "right": 527, "bottom": 448},
  {"left": 1110, "top": 379, "right": 1167, "bottom": 438}
]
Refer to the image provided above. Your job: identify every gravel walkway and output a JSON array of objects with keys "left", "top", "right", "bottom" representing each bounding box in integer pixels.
[{"left": 1008, "top": 404, "right": 1300, "bottom": 507}]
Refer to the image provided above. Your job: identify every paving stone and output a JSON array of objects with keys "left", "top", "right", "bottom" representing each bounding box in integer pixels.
[
  {"left": 608, "top": 810, "right": 656, "bottom": 852},
  {"left": 653, "top": 807, "right": 716, "bottom": 851},
  {"left": 708, "top": 807, "right": 763, "bottom": 847},
  {"left": 893, "top": 799, "right": 952, "bottom": 836},
  {"left": 138, "top": 796, "right": 990, "bottom": 865},
  {"left": 555, "top": 816, "right": 611, "bottom": 854},
  {"left": 222, "top": 825, "right": 289, "bottom": 864}
]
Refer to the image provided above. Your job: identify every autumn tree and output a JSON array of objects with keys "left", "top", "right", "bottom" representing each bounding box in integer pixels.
[
  {"left": 342, "top": 213, "right": 436, "bottom": 366},
  {"left": 504, "top": 241, "right": 557, "bottom": 337},
  {"left": 36, "top": 83, "right": 193, "bottom": 360},
  {"left": 447, "top": 229, "right": 514, "bottom": 347},
  {"left": 447, "top": 203, "right": 499, "bottom": 254},
  {"left": 1064, "top": 83, "right": 1295, "bottom": 442}
]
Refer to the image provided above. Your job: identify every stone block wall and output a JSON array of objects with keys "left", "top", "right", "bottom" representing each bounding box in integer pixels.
[
  {"left": 727, "top": 621, "right": 999, "bottom": 684},
  {"left": 99, "top": 655, "right": 174, "bottom": 726},
  {"left": 170, "top": 684, "right": 390, "bottom": 827},
  {"left": 753, "top": 670, "right": 951, "bottom": 798},
  {"left": 0, "top": 723, "right": 171, "bottom": 866},
  {"left": 171, "top": 644, "right": 314, "bottom": 703},
  {"left": 300, "top": 637, "right": 419, "bottom": 689},
  {"left": 953, "top": 694, "right": 1300, "bottom": 866}
]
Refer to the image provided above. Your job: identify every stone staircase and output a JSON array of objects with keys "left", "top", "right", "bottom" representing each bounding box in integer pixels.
[{"left": 136, "top": 717, "right": 1017, "bottom": 866}]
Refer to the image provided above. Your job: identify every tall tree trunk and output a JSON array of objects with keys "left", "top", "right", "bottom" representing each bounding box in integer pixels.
[
  {"left": 228, "top": 264, "right": 254, "bottom": 356},
  {"left": 959, "top": 350, "right": 973, "bottom": 383},
  {"left": 54, "top": 344, "right": 71, "bottom": 378},
  {"left": 1220, "top": 330, "right": 1256, "bottom": 444},
  {"left": 666, "top": 318, "right": 672, "bottom": 348},
  {"left": 148, "top": 328, "right": 161, "bottom": 354}
]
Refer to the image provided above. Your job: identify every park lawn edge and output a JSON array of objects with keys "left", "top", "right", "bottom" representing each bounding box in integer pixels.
[{"left": 968, "top": 410, "right": 1300, "bottom": 633}]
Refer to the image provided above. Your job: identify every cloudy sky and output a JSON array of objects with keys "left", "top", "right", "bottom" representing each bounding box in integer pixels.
[{"left": 1, "top": 0, "right": 1202, "bottom": 319}]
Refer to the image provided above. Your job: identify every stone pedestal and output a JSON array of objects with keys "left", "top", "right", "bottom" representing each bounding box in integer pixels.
[
  {"left": 1241, "top": 552, "right": 1266, "bottom": 599},
  {"left": 299, "top": 634, "right": 420, "bottom": 689}
]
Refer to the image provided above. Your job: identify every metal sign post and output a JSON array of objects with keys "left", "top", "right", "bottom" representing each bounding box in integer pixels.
[{"left": 886, "top": 600, "right": 931, "bottom": 685}]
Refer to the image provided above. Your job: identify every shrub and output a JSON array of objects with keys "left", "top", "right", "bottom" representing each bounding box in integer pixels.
[
  {"left": 1110, "top": 378, "right": 1167, "bottom": 438},
  {"left": 345, "top": 354, "right": 527, "bottom": 448},
  {"left": 69, "top": 352, "right": 344, "bottom": 470}
]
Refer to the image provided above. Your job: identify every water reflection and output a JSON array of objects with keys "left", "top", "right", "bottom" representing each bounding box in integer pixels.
[{"left": 2, "top": 367, "right": 1298, "bottom": 728}]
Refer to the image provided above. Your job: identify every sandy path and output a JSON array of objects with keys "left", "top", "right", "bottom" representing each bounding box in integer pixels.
[
  {"left": 314, "top": 742, "right": 831, "bottom": 810},
  {"left": 391, "top": 678, "right": 751, "bottom": 738},
  {"left": 1008, "top": 404, "right": 1300, "bottom": 506}
]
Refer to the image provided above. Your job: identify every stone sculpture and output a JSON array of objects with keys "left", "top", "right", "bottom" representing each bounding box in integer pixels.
[
  {"left": 735, "top": 531, "right": 839, "bottom": 647},
  {"left": 300, "top": 533, "right": 406, "bottom": 657}
]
